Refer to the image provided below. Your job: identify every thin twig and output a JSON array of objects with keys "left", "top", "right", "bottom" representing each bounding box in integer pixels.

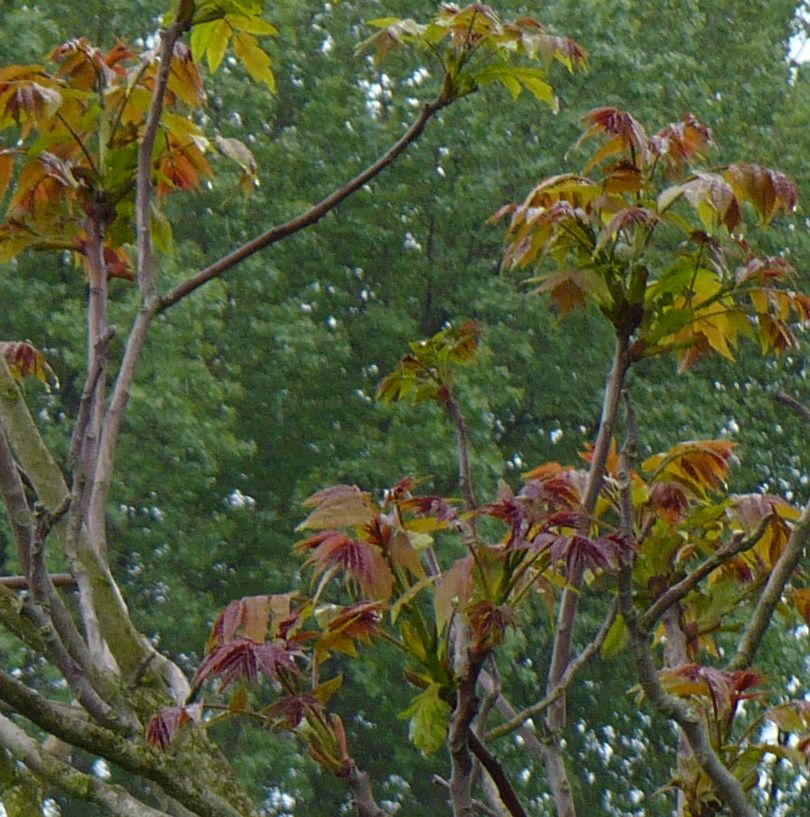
[
  {"left": 775, "top": 391, "right": 810, "bottom": 424},
  {"left": 640, "top": 514, "right": 772, "bottom": 632},
  {"left": 486, "top": 599, "right": 617, "bottom": 741},
  {"left": 542, "top": 334, "right": 630, "bottom": 817},
  {"left": 0, "top": 574, "right": 76, "bottom": 590},
  {"left": 137, "top": 22, "right": 187, "bottom": 302},
  {"left": 433, "top": 776, "right": 502, "bottom": 817},
  {"left": 158, "top": 95, "right": 453, "bottom": 312},
  {"left": 468, "top": 732, "right": 528, "bottom": 817}
]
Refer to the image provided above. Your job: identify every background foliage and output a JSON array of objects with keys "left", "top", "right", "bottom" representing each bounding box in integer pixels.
[{"left": 2, "top": 1, "right": 810, "bottom": 815}]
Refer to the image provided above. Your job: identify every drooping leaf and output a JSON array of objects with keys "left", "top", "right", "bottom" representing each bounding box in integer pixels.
[
  {"left": 194, "top": 638, "right": 299, "bottom": 690},
  {"left": 146, "top": 703, "right": 203, "bottom": 750},
  {"left": 232, "top": 32, "right": 276, "bottom": 92},
  {"left": 1, "top": 341, "right": 57, "bottom": 388},
  {"left": 297, "top": 484, "right": 375, "bottom": 531},
  {"left": 434, "top": 555, "right": 474, "bottom": 632},
  {"left": 475, "top": 63, "right": 556, "bottom": 107},
  {"left": 398, "top": 682, "right": 451, "bottom": 756}
]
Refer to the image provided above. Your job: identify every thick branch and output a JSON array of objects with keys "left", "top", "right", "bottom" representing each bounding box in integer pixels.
[
  {"left": 0, "top": 713, "right": 172, "bottom": 817},
  {"left": 450, "top": 657, "right": 485, "bottom": 817},
  {"left": 0, "top": 668, "right": 246, "bottom": 817},
  {"left": 0, "top": 429, "right": 129, "bottom": 730},
  {"left": 158, "top": 96, "right": 452, "bottom": 312},
  {"left": 728, "top": 498, "right": 810, "bottom": 672},
  {"left": 0, "top": 359, "right": 68, "bottom": 511},
  {"left": 640, "top": 515, "right": 771, "bottom": 632}
]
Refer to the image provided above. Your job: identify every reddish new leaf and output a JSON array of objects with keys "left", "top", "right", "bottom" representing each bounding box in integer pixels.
[
  {"left": 467, "top": 600, "right": 512, "bottom": 652},
  {"left": 298, "top": 484, "right": 375, "bottom": 531},
  {"left": 264, "top": 693, "right": 322, "bottom": 730},
  {"left": 650, "top": 114, "right": 713, "bottom": 173},
  {"left": 435, "top": 556, "right": 474, "bottom": 631},
  {"left": 146, "top": 703, "right": 202, "bottom": 750},
  {"left": 299, "top": 530, "right": 394, "bottom": 600},
  {"left": 193, "top": 638, "right": 299, "bottom": 690}
]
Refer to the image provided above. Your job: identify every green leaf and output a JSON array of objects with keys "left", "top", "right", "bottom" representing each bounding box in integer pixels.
[
  {"left": 390, "top": 575, "right": 436, "bottom": 623},
  {"left": 151, "top": 204, "right": 174, "bottom": 255},
  {"left": 398, "top": 683, "right": 451, "bottom": 755},
  {"left": 475, "top": 64, "right": 556, "bottom": 108},
  {"left": 313, "top": 673, "right": 344, "bottom": 704},
  {"left": 601, "top": 614, "right": 627, "bottom": 658}
]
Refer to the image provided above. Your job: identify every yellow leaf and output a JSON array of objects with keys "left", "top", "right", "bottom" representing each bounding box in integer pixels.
[
  {"left": 226, "top": 15, "right": 279, "bottom": 36},
  {"left": 233, "top": 32, "right": 276, "bottom": 93},
  {"left": 206, "top": 19, "right": 231, "bottom": 72}
]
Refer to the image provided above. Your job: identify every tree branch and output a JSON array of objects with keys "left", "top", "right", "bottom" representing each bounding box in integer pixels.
[
  {"left": 478, "top": 672, "right": 546, "bottom": 760},
  {"left": 137, "top": 21, "right": 187, "bottom": 303},
  {"left": 619, "top": 566, "right": 758, "bottom": 815},
  {"left": 0, "top": 573, "right": 76, "bottom": 589},
  {"left": 345, "top": 764, "right": 390, "bottom": 817},
  {"left": 0, "top": 713, "right": 173, "bottom": 817},
  {"left": 158, "top": 95, "right": 453, "bottom": 312},
  {"left": 542, "top": 333, "right": 630, "bottom": 817},
  {"left": 468, "top": 732, "right": 528, "bottom": 817},
  {"left": 433, "top": 776, "right": 503, "bottom": 817},
  {"left": 728, "top": 498, "right": 810, "bottom": 672},
  {"left": 443, "top": 388, "right": 477, "bottom": 511},
  {"left": 486, "top": 599, "right": 617, "bottom": 742},
  {"left": 0, "top": 667, "right": 247, "bottom": 817},
  {"left": 0, "top": 427, "right": 33, "bottom": 572},
  {"left": 775, "top": 391, "right": 810, "bottom": 424},
  {"left": 450, "top": 656, "right": 485, "bottom": 817},
  {"left": 0, "top": 359, "right": 68, "bottom": 512},
  {"left": 615, "top": 415, "right": 758, "bottom": 817},
  {"left": 640, "top": 514, "right": 771, "bottom": 632}
]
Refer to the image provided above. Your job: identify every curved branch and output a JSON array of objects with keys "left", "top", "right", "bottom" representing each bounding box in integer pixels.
[
  {"left": 0, "top": 668, "right": 246, "bottom": 817},
  {"left": 619, "top": 567, "right": 758, "bottom": 816},
  {"left": 345, "top": 764, "right": 390, "bottom": 817},
  {"left": 616, "top": 426, "right": 758, "bottom": 816},
  {"left": 158, "top": 95, "right": 453, "bottom": 312}
]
